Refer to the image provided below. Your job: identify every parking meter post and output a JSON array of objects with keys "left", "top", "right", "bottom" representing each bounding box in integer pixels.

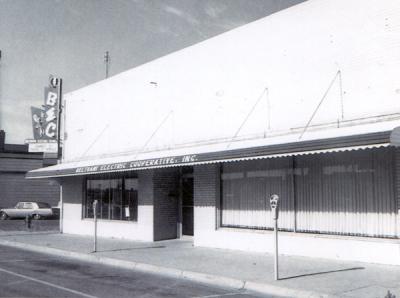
[
  {"left": 93, "top": 200, "right": 98, "bottom": 252},
  {"left": 269, "top": 194, "right": 280, "bottom": 281},
  {"left": 274, "top": 215, "right": 278, "bottom": 281},
  {"left": 59, "top": 185, "right": 63, "bottom": 234},
  {"left": 25, "top": 215, "right": 32, "bottom": 230}
]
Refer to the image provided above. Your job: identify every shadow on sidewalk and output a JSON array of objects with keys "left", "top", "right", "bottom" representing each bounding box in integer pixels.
[{"left": 279, "top": 266, "right": 365, "bottom": 280}]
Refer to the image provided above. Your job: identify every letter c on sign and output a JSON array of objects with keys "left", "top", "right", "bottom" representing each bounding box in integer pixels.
[{"left": 45, "top": 122, "right": 57, "bottom": 138}]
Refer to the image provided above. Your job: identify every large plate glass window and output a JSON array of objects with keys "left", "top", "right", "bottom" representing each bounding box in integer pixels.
[
  {"left": 220, "top": 147, "right": 397, "bottom": 238},
  {"left": 84, "top": 176, "right": 138, "bottom": 221},
  {"left": 221, "top": 158, "right": 294, "bottom": 231}
]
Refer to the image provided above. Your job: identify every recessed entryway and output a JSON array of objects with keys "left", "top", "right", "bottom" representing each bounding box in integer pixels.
[{"left": 182, "top": 175, "right": 193, "bottom": 236}]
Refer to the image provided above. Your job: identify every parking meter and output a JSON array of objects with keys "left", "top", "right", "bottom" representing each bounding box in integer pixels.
[
  {"left": 270, "top": 194, "right": 279, "bottom": 220},
  {"left": 269, "top": 194, "right": 280, "bottom": 280},
  {"left": 93, "top": 200, "right": 98, "bottom": 217},
  {"left": 93, "top": 200, "right": 98, "bottom": 252}
]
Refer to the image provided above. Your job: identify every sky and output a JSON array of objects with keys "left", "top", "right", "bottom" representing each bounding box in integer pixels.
[{"left": 0, "top": 0, "right": 305, "bottom": 144}]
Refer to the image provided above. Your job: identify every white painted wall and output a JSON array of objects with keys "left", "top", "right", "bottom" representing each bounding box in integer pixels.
[
  {"left": 61, "top": 176, "right": 154, "bottom": 241},
  {"left": 62, "top": 204, "right": 154, "bottom": 241},
  {"left": 194, "top": 210, "right": 400, "bottom": 265},
  {"left": 62, "top": 0, "right": 400, "bottom": 162}
]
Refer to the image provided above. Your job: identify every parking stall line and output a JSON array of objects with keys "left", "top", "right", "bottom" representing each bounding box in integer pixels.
[{"left": 0, "top": 266, "right": 98, "bottom": 298}]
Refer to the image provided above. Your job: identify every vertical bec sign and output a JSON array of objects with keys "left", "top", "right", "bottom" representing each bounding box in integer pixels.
[
  {"left": 42, "top": 85, "right": 58, "bottom": 139},
  {"left": 27, "top": 76, "right": 62, "bottom": 154}
]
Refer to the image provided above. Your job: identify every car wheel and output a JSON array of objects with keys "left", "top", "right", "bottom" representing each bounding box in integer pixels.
[
  {"left": 0, "top": 212, "right": 8, "bottom": 220},
  {"left": 33, "top": 214, "right": 41, "bottom": 220}
]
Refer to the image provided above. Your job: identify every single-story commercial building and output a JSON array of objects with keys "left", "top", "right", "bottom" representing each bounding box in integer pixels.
[{"left": 27, "top": 0, "right": 400, "bottom": 265}]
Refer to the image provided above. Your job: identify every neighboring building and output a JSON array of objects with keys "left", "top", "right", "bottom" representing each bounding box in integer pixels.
[
  {"left": 28, "top": 0, "right": 400, "bottom": 265},
  {"left": 0, "top": 130, "right": 59, "bottom": 208}
]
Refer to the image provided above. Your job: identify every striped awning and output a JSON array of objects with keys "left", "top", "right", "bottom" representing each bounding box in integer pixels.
[{"left": 26, "top": 129, "right": 392, "bottom": 179}]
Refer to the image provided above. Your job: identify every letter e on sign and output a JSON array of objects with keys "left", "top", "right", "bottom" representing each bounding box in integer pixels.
[{"left": 45, "top": 107, "right": 56, "bottom": 122}]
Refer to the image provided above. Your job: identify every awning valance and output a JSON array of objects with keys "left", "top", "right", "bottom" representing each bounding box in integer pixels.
[{"left": 26, "top": 130, "right": 392, "bottom": 179}]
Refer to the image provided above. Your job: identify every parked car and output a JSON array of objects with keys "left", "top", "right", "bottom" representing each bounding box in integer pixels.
[{"left": 0, "top": 202, "right": 56, "bottom": 220}]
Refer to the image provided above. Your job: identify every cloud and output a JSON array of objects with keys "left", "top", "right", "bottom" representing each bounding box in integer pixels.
[
  {"left": 204, "top": 3, "right": 227, "bottom": 18},
  {"left": 163, "top": 5, "right": 199, "bottom": 26},
  {"left": 164, "top": 5, "right": 184, "bottom": 17}
]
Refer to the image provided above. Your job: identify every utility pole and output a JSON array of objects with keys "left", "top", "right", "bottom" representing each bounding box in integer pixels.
[{"left": 104, "top": 51, "right": 110, "bottom": 79}]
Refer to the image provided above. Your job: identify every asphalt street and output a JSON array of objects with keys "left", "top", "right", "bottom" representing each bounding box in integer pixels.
[{"left": 0, "top": 245, "right": 273, "bottom": 298}]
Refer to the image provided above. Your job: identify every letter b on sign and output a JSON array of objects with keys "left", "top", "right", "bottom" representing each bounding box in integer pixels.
[{"left": 46, "top": 91, "right": 58, "bottom": 106}]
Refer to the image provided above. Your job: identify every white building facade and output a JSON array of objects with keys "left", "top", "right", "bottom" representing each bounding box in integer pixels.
[{"left": 28, "top": 0, "right": 400, "bottom": 265}]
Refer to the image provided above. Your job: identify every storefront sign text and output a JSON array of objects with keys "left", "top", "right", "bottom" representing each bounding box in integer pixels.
[{"left": 75, "top": 154, "right": 198, "bottom": 174}]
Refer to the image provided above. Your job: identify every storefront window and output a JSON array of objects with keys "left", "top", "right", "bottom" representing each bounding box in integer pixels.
[
  {"left": 220, "top": 148, "right": 397, "bottom": 238},
  {"left": 84, "top": 177, "right": 138, "bottom": 221},
  {"left": 221, "top": 158, "right": 294, "bottom": 230}
]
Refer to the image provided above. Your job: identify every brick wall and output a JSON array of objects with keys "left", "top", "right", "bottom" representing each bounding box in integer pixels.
[
  {"left": 137, "top": 170, "right": 155, "bottom": 240},
  {"left": 193, "top": 164, "right": 220, "bottom": 235},
  {"left": 0, "top": 156, "right": 59, "bottom": 208},
  {"left": 138, "top": 170, "right": 154, "bottom": 206},
  {"left": 0, "top": 173, "right": 59, "bottom": 208},
  {"left": 153, "top": 168, "right": 179, "bottom": 241},
  {"left": 0, "top": 158, "right": 43, "bottom": 172}
]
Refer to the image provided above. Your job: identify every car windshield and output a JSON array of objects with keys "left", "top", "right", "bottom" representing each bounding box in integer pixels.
[
  {"left": 37, "top": 202, "right": 51, "bottom": 209},
  {"left": 14, "top": 203, "right": 24, "bottom": 209}
]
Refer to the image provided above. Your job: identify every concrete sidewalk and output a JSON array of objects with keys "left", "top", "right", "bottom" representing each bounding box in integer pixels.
[{"left": 0, "top": 232, "right": 399, "bottom": 298}]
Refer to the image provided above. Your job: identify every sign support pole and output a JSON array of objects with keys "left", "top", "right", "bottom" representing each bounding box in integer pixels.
[
  {"left": 56, "top": 78, "right": 63, "bottom": 160},
  {"left": 93, "top": 200, "right": 98, "bottom": 253}
]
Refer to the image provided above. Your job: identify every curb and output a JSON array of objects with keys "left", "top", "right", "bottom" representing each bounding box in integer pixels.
[{"left": 0, "top": 239, "right": 338, "bottom": 298}]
